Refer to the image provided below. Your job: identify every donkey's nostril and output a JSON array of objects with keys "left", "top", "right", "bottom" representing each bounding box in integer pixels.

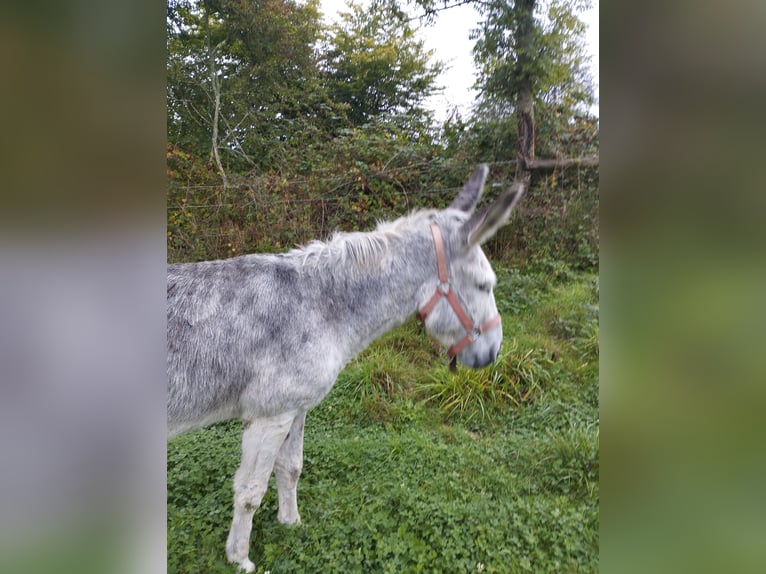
[
  {"left": 467, "top": 349, "right": 496, "bottom": 369},
  {"left": 479, "top": 344, "right": 498, "bottom": 367}
]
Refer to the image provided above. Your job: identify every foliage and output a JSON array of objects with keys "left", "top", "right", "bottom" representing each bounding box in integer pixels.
[
  {"left": 167, "top": 120, "right": 476, "bottom": 263},
  {"left": 167, "top": 269, "right": 599, "bottom": 572},
  {"left": 322, "top": 0, "right": 444, "bottom": 130},
  {"left": 167, "top": 0, "right": 346, "bottom": 173},
  {"left": 466, "top": 0, "right": 596, "bottom": 162},
  {"left": 472, "top": 0, "right": 594, "bottom": 114},
  {"left": 166, "top": 0, "right": 600, "bottom": 269},
  {"left": 167, "top": 151, "right": 599, "bottom": 271}
]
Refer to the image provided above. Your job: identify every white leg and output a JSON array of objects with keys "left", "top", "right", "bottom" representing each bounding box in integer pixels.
[
  {"left": 225, "top": 411, "right": 296, "bottom": 573},
  {"left": 274, "top": 410, "right": 306, "bottom": 525}
]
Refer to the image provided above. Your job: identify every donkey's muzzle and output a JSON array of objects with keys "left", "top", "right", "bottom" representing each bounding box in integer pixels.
[{"left": 461, "top": 339, "right": 500, "bottom": 370}]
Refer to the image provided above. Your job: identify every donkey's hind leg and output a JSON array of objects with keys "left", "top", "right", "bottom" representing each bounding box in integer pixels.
[
  {"left": 275, "top": 410, "right": 307, "bottom": 525},
  {"left": 225, "top": 411, "right": 296, "bottom": 573}
]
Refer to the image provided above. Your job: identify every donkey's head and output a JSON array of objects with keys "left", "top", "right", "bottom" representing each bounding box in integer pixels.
[{"left": 418, "top": 165, "right": 525, "bottom": 370}]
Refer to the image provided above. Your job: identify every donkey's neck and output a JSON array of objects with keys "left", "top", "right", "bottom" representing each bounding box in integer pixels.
[{"left": 309, "top": 232, "right": 436, "bottom": 361}]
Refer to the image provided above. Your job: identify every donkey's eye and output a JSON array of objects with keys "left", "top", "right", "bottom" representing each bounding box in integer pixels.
[{"left": 477, "top": 282, "right": 492, "bottom": 293}]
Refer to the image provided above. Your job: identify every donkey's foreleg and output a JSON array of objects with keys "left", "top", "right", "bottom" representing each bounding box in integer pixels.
[
  {"left": 274, "top": 410, "right": 306, "bottom": 525},
  {"left": 225, "top": 412, "right": 296, "bottom": 573}
]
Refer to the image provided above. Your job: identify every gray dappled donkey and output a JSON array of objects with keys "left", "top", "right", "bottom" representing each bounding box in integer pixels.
[{"left": 167, "top": 165, "right": 525, "bottom": 572}]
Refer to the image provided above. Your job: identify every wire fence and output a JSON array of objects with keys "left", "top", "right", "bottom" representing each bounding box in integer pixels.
[
  {"left": 167, "top": 186, "right": 469, "bottom": 211},
  {"left": 166, "top": 158, "right": 571, "bottom": 211},
  {"left": 167, "top": 157, "right": 599, "bottom": 266}
]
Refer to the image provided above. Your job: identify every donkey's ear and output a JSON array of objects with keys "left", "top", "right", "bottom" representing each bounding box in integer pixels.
[
  {"left": 461, "top": 181, "right": 526, "bottom": 247},
  {"left": 449, "top": 164, "right": 489, "bottom": 213}
]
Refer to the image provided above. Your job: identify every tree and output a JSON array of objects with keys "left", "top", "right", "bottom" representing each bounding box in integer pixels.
[
  {"left": 471, "top": 0, "right": 595, "bottom": 172},
  {"left": 167, "top": 0, "right": 345, "bottom": 174},
  {"left": 322, "top": 0, "right": 444, "bottom": 130}
]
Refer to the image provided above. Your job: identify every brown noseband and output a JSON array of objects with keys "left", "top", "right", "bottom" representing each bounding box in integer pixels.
[{"left": 417, "top": 223, "right": 502, "bottom": 371}]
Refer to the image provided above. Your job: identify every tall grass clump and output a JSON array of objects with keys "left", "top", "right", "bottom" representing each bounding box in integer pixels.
[{"left": 421, "top": 339, "right": 554, "bottom": 422}]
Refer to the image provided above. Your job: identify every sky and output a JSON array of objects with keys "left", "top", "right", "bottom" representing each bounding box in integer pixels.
[{"left": 320, "top": 0, "right": 599, "bottom": 122}]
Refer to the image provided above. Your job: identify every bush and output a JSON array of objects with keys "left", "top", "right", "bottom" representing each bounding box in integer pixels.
[{"left": 167, "top": 131, "right": 598, "bottom": 272}]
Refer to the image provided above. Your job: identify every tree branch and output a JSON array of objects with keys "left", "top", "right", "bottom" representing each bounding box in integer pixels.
[{"left": 406, "top": 0, "right": 482, "bottom": 23}]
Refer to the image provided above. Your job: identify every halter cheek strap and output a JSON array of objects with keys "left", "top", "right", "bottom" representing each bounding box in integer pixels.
[{"left": 417, "top": 223, "right": 502, "bottom": 371}]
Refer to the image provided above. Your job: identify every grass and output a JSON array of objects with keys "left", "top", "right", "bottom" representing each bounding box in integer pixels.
[{"left": 167, "top": 262, "right": 599, "bottom": 573}]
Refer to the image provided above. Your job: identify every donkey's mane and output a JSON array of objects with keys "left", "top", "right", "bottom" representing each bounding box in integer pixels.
[{"left": 292, "top": 208, "right": 439, "bottom": 276}]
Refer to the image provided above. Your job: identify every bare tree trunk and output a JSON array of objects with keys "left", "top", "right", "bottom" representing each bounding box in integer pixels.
[
  {"left": 515, "top": 0, "right": 536, "bottom": 186},
  {"left": 206, "top": 13, "right": 229, "bottom": 189},
  {"left": 210, "top": 70, "right": 229, "bottom": 189}
]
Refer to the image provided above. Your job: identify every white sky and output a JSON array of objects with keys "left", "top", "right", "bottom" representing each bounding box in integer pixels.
[{"left": 320, "top": 0, "right": 599, "bottom": 121}]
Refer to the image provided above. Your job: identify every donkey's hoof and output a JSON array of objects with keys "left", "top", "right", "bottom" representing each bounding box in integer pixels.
[
  {"left": 278, "top": 512, "right": 301, "bottom": 526},
  {"left": 226, "top": 548, "right": 254, "bottom": 573}
]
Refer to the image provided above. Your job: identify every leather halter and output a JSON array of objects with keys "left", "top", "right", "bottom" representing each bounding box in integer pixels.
[{"left": 417, "top": 223, "right": 502, "bottom": 371}]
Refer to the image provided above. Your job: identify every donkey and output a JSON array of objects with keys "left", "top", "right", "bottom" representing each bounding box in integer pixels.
[{"left": 167, "top": 165, "right": 525, "bottom": 572}]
